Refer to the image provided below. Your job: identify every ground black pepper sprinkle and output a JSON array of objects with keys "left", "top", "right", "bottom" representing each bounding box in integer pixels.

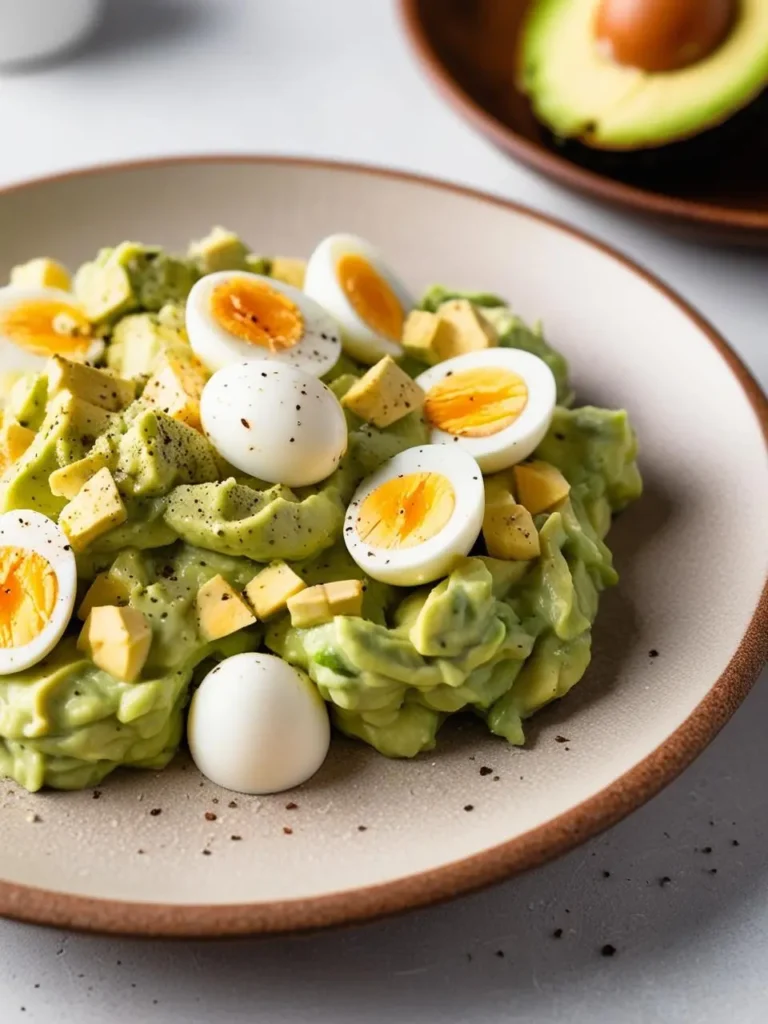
[
  {"left": 464, "top": 804, "right": 474, "bottom": 812},
  {"left": 553, "top": 928, "right": 563, "bottom": 939},
  {"left": 601, "top": 944, "right": 617, "bottom": 957},
  {"left": 649, "top": 649, "right": 659, "bottom": 658},
  {"left": 204, "top": 812, "right": 217, "bottom": 822},
  {"left": 602, "top": 870, "right": 611, "bottom": 878},
  {"left": 231, "top": 835, "right": 242, "bottom": 842},
  {"left": 495, "top": 950, "right": 504, "bottom": 958},
  {"left": 283, "top": 826, "right": 293, "bottom": 835},
  {"left": 555, "top": 735, "right": 569, "bottom": 743},
  {"left": 479, "top": 766, "right": 493, "bottom": 776},
  {"left": 357, "top": 825, "right": 367, "bottom": 832},
  {"left": 659, "top": 876, "right": 672, "bottom": 887},
  {"left": 92, "top": 790, "right": 102, "bottom": 800},
  {"left": 149, "top": 808, "right": 162, "bottom": 816},
  {"left": 202, "top": 849, "right": 211, "bottom": 856},
  {"left": 228, "top": 800, "right": 238, "bottom": 809},
  {"left": 285, "top": 801, "right": 298, "bottom": 810}
]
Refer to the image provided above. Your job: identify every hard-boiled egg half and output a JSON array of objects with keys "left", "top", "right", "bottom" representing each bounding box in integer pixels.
[
  {"left": 0, "top": 510, "right": 77, "bottom": 675},
  {"left": 185, "top": 270, "right": 341, "bottom": 378},
  {"left": 344, "top": 445, "right": 485, "bottom": 586},
  {"left": 415, "top": 348, "right": 556, "bottom": 473},
  {"left": 187, "top": 652, "right": 330, "bottom": 794},
  {"left": 200, "top": 359, "right": 348, "bottom": 488},
  {"left": 303, "top": 234, "right": 413, "bottom": 365},
  {"left": 0, "top": 286, "right": 102, "bottom": 374}
]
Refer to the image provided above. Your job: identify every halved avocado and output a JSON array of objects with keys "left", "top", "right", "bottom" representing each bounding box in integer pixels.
[{"left": 520, "top": 0, "right": 768, "bottom": 150}]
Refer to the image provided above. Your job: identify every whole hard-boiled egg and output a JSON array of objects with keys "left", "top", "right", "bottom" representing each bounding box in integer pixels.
[
  {"left": 0, "top": 510, "right": 77, "bottom": 675},
  {"left": 0, "top": 286, "right": 103, "bottom": 374},
  {"left": 344, "top": 445, "right": 485, "bottom": 586},
  {"left": 200, "top": 359, "right": 348, "bottom": 487},
  {"left": 187, "top": 652, "right": 331, "bottom": 794},
  {"left": 303, "top": 234, "right": 412, "bottom": 365},
  {"left": 185, "top": 270, "right": 341, "bottom": 377},
  {"left": 415, "top": 348, "right": 556, "bottom": 472}
]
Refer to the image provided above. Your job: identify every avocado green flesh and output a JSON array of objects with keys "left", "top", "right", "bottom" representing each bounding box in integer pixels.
[
  {"left": 521, "top": 0, "right": 768, "bottom": 149},
  {"left": 0, "top": 246, "right": 642, "bottom": 789}
]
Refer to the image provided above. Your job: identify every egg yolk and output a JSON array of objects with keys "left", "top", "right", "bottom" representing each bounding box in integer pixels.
[
  {"left": 357, "top": 472, "right": 455, "bottom": 549},
  {"left": 336, "top": 254, "right": 404, "bottom": 341},
  {"left": 424, "top": 367, "right": 528, "bottom": 438},
  {"left": 211, "top": 279, "right": 304, "bottom": 352},
  {"left": 0, "top": 300, "right": 93, "bottom": 358},
  {"left": 0, "top": 546, "right": 58, "bottom": 649}
]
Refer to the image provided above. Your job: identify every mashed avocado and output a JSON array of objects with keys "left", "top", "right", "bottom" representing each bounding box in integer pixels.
[{"left": 0, "top": 231, "right": 641, "bottom": 791}]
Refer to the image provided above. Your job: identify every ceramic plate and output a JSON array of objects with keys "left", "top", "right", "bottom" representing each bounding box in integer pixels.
[
  {"left": 401, "top": 0, "right": 768, "bottom": 245},
  {"left": 0, "top": 157, "right": 765, "bottom": 937}
]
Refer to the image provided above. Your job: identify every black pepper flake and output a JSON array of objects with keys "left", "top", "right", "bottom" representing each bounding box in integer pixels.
[
  {"left": 600, "top": 944, "right": 617, "bottom": 957},
  {"left": 463, "top": 804, "right": 474, "bottom": 812},
  {"left": 204, "top": 811, "right": 217, "bottom": 822},
  {"left": 357, "top": 825, "right": 368, "bottom": 832},
  {"left": 553, "top": 928, "right": 563, "bottom": 939},
  {"left": 92, "top": 790, "right": 102, "bottom": 800},
  {"left": 479, "top": 766, "right": 492, "bottom": 776},
  {"left": 283, "top": 826, "right": 293, "bottom": 835},
  {"left": 202, "top": 849, "right": 212, "bottom": 856},
  {"left": 702, "top": 846, "right": 713, "bottom": 854},
  {"left": 285, "top": 801, "right": 298, "bottom": 810},
  {"left": 555, "top": 735, "right": 569, "bottom": 743},
  {"left": 241, "top": 418, "right": 250, "bottom": 428},
  {"left": 228, "top": 800, "right": 238, "bottom": 809},
  {"left": 732, "top": 839, "right": 740, "bottom": 847},
  {"left": 602, "top": 870, "right": 611, "bottom": 878},
  {"left": 659, "top": 875, "right": 672, "bottom": 887},
  {"left": 149, "top": 808, "right": 162, "bottom": 816},
  {"left": 494, "top": 950, "right": 504, "bottom": 958},
  {"left": 231, "top": 835, "right": 242, "bottom": 842},
  {"left": 649, "top": 649, "right": 659, "bottom": 658}
]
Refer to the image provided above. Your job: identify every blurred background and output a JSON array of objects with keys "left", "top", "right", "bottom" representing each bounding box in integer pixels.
[{"left": 0, "top": 2, "right": 765, "bottom": 1022}]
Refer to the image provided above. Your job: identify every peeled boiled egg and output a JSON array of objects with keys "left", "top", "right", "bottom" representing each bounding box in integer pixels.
[
  {"left": 185, "top": 270, "right": 341, "bottom": 378},
  {"left": 303, "top": 234, "right": 412, "bottom": 365},
  {"left": 0, "top": 286, "right": 103, "bottom": 374},
  {"left": 0, "top": 509, "right": 77, "bottom": 675},
  {"left": 344, "top": 444, "right": 485, "bottom": 586},
  {"left": 187, "top": 652, "right": 331, "bottom": 794},
  {"left": 200, "top": 359, "right": 348, "bottom": 487},
  {"left": 415, "top": 349, "right": 556, "bottom": 473}
]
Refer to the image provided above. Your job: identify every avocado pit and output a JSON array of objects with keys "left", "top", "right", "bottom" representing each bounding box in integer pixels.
[{"left": 594, "top": 0, "right": 736, "bottom": 72}]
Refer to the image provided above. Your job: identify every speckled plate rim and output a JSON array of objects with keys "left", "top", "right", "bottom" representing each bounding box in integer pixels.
[
  {"left": 0, "top": 155, "right": 765, "bottom": 938},
  {"left": 399, "top": 0, "right": 768, "bottom": 236}
]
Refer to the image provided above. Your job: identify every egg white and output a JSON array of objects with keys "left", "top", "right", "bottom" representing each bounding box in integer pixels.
[
  {"left": 185, "top": 270, "right": 341, "bottom": 378},
  {"left": 0, "top": 510, "right": 77, "bottom": 675},
  {"left": 187, "top": 652, "right": 331, "bottom": 794},
  {"left": 415, "top": 348, "right": 557, "bottom": 472},
  {"left": 344, "top": 444, "right": 485, "bottom": 586},
  {"left": 303, "top": 233, "right": 412, "bottom": 365},
  {"left": 200, "top": 359, "right": 348, "bottom": 488},
  {"left": 0, "top": 286, "right": 103, "bottom": 374}
]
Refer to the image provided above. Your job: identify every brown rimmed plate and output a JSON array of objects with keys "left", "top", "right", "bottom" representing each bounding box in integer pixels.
[
  {"left": 400, "top": 0, "right": 768, "bottom": 245},
  {"left": 0, "top": 156, "right": 766, "bottom": 937}
]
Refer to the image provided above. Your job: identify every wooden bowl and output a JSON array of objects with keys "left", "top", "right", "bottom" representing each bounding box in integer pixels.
[{"left": 401, "top": 0, "right": 768, "bottom": 245}]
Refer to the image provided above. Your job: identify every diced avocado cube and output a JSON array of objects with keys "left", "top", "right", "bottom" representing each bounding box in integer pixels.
[
  {"left": 244, "top": 561, "right": 306, "bottom": 619},
  {"left": 46, "top": 356, "right": 134, "bottom": 412},
  {"left": 513, "top": 460, "right": 570, "bottom": 515},
  {"left": 436, "top": 299, "right": 497, "bottom": 357},
  {"left": 270, "top": 257, "right": 306, "bottom": 289},
  {"left": 77, "top": 605, "right": 151, "bottom": 682},
  {"left": 324, "top": 579, "right": 364, "bottom": 617},
  {"left": 401, "top": 309, "right": 454, "bottom": 365},
  {"left": 107, "top": 313, "right": 190, "bottom": 379},
  {"left": 74, "top": 259, "right": 136, "bottom": 324},
  {"left": 341, "top": 355, "right": 425, "bottom": 428},
  {"left": 288, "top": 580, "right": 364, "bottom": 627},
  {"left": 59, "top": 467, "right": 127, "bottom": 552},
  {"left": 0, "top": 417, "right": 35, "bottom": 474},
  {"left": 77, "top": 572, "right": 130, "bottom": 621},
  {"left": 10, "top": 257, "right": 71, "bottom": 291},
  {"left": 244, "top": 254, "right": 273, "bottom": 276},
  {"left": 141, "top": 353, "right": 208, "bottom": 430},
  {"left": 196, "top": 574, "right": 256, "bottom": 641},
  {"left": 483, "top": 468, "right": 516, "bottom": 505},
  {"left": 482, "top": 497, "right": 540, "bottom": 560},
  {"left": 49, "top": 451, "right": 110, "bottom": 499},
  {"left": 8, "top": 373, "right": 48, "bottom": 430},
  {"left": 188, "top": 226, "right": 250, "bottom": 274}
]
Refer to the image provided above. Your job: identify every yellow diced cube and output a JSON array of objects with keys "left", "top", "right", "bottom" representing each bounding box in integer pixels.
[
  {"left": 324, "top": 579, "right": 364, "bottom": 616},
  {"left": 401, "top": 309, "right": 455, "bottom": 365},
  {"left": 0, "top": 419, "right": 35, "bottom": 474},
  {"left": 436, "top": 299, "right": 497, "bottom": 357},
  {"left": 77, "top": 605, "right": 151, "bottom": 682},
  {"left": 77, "top": 572, "right": 130, "bottom": 621},
  {"left": 482, "top": 497, "right": 540, "bottom": 560},
  {"left": 270, "top": 257, "right": 307, "bottom": 289},
  {"left": 48, "top": 389, "right": 112, "bottom": 442},
  {"left": 46, "top": 356, "right": 134, "bottom": 412},
  {"left": 142, "top": 353, "right": 208, "bottom": 430},
  {"left": 10, "top": 257, "right": 71, "bottom": 291},
  {"left": 513, "top": 461, "right": 571, "bottom": 515},
  {"left": 59, "top": 467, "right": 126, "bottom": 552},
  {"left": 49, "top": 451, "right": 110, "bottom": 499},
  {"left": 244, "top": 561, "right": 306, "bottom": 619},
  {"left": 483, "top": 468, "right": 516, "bottom": 505},
  {"left": 341, "top": 356, "right": 425, "bottom": 427},
  {"left": 288, "top": 579, "right": 364, "bottom": 627},
  {"left": 196, "top": 574, "right": 256, "bottom": 641},
  {"left": 188, "top": 226, "right": 249, "bottom": 274}
]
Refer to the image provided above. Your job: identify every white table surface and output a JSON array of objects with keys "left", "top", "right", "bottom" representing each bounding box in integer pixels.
[{"left": 0, "top": 2, "right": 765, "bottom": 1021}]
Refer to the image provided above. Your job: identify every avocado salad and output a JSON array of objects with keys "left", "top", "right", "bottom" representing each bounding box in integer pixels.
[{"left": 0, "top": 226, "right": 641, "bottom": 794}]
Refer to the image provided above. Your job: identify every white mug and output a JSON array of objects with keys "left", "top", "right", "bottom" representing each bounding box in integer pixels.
[{"left": 0, "top": 0, "right": 103, "bottom": 67}]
